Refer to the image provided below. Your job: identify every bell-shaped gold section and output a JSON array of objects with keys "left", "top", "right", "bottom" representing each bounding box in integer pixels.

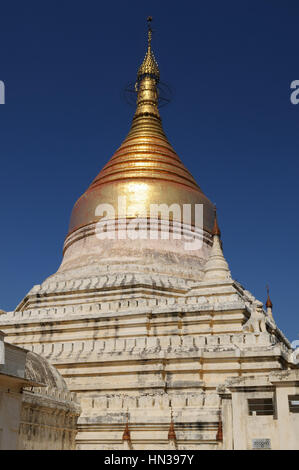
[{"left": 68, "top": 33, "right": 214, "bottom": 236}]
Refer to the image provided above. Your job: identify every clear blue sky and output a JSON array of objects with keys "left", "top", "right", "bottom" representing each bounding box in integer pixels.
[{"left": 0, "top": 1, "right": 298, "bottom": 341}]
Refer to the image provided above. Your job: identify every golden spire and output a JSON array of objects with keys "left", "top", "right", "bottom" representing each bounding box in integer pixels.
[
  {"left": 134, "top": 17, "right": 160, "bottom": 121},
  {"left": 137, "top": 17, "right": 160, "bottom": 82},
  {"left": 67, "top": 19, "right": 216, "bottom": 239}
]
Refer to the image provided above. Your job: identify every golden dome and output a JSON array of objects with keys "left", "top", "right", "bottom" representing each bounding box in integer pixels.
[{"left": 68, "top": 23, "right": 214, "bottom": 236}]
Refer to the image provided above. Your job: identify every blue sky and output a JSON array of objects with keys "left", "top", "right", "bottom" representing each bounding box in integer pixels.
[{"left": 0, "top": 0, "right": 298, "bottom": 341}]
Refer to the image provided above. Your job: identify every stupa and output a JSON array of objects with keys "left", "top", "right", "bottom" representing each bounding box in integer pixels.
[{"left": 0, "top": 19, "right": 298, "bottom": 450}]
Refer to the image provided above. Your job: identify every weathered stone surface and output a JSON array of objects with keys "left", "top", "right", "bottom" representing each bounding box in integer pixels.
[
  {"left": 0, "top": 262, "right": 297, "bottom": 449},
  {"left": 0, "top": 332, "right": 80, "bottom": 449}
]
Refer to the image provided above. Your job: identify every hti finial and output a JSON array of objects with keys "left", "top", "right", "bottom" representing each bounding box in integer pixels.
[
  {"left": 216, "top": 400, "right": 223, "bottom": 441},
  {"left": 147, "top": 17, "right": 153, "bottom": 45},
  {"left": 212, "top": 206, "right": 221, "bottom": 237},
  {"left": 122, "top": 409, "right": 131, "bottom": 441},
  {"left": 137, "top": 16, "right": 160, "bottom": 81},
  {"left": 168, "top": 406, "right": 176, "bottom": 441},
  {"left": 122, "top": 421, "right": 131, "bottom": 441},
  {"left": 266, "top": 285, "right": 273, "bottom": 309},
  {"left": 216, "top": 417, "right": 223, "bottom": 441}
]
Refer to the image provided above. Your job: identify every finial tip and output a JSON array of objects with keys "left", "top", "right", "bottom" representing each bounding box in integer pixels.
[
  {"left": 212, "top": 206, "right": 221, "bottom": 237},
  {"left": 266, "top": 285, "right": 273, "bottom": 309},
  {"left": 137, "top": 16, "right": 160, "bottom": 81}
]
